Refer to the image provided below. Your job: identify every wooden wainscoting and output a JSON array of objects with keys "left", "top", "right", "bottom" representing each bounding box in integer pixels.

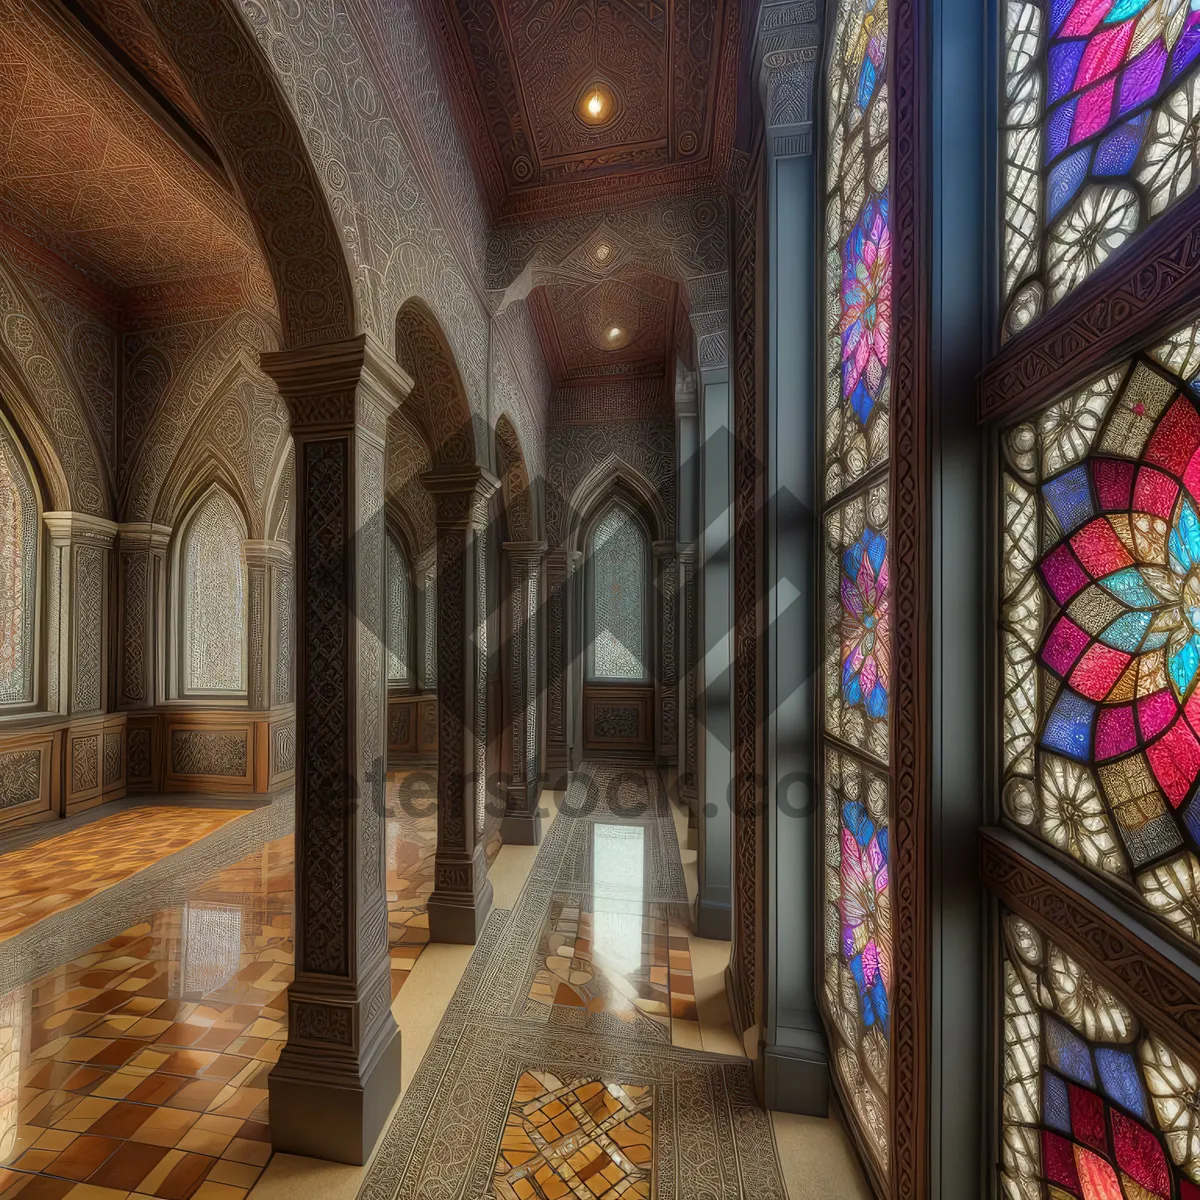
[
  {"left": 65, "top": 714, "right": 127, "bottom": 816},
  {"left": 125, "top": 707, "right": 295, "bottom": 795},
  {"left": 388, "top": 691, "right": 438, "bottom": 768},
  {"left": 582, "top": 683, "right": 655, "bottom": 758}
]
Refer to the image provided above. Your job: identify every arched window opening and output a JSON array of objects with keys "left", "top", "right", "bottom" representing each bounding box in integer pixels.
[
  {"left": 179, "top": 488, "right": 247, "bottom": 697},
  {"left": 587, "top": 503, "right": 649, "bottom": 683},
  {"left": 387, "top": 531, "right": 413, "bottom": 686},
  {"left": 0, "top": 412, "right": 37, "bottom": 708}
]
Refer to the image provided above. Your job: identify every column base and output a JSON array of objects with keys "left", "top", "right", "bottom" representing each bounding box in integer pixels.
[
  {"left": 428, "top": 875, "right": 494, "bottom": 944},
  {"left": 502, "top": 780, "right": 542, "bottom": 845},
  {"left": 693, "top": 896, "right": 732, "bottom": 940},
  {"left": 763, "top": 1030, "right": 829, "bottom": 1116},
  {"left": 268, "top": 1021, "right": 401, "bottom": 1165}
]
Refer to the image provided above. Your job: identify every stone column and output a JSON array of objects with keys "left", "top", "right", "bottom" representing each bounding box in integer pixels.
[
  {"left": 415, "top": 545, "right": 437, "bottom": 692},
  {"left": 501, "top": 540, "right": 545, "bottom": 845},
  {"left": 543, "top": 547, "right": 572, "bottom": 789},
  {"left": 676, "top": 387, "right": 701, "bottom": 829},
  {"left": 241, "top": 539, "right": 291, "bottom": 711},
  {"left": 43, "top": 514, "right": 117, "bottom": 716},
  {"left": 115, "top": 523, "right": 172, "bottom": 710},
  {"left": 423, "top": 466, "right": 499, "bottom": 943},
  {"left": 259, "top": 334, "right": 411, "bottom": 1165},
  {"left": 654, "top": 541, "right": 678, "bottom": 766}
]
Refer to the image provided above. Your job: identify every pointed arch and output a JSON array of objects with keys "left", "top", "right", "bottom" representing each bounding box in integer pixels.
[
  {"left": 494, "top": 413, "right": 537, "bottom": 542},
  {"left": 566, "top": 456, "right": 669, "bottom": 553},
  {"left": 395, "top": 297, "right": 479, "bottom": 467}
]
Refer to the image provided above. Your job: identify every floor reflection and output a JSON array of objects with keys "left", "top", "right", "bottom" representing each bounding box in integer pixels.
[{"left": 0, "top": 773, "right": 442, "bottom": 1198}]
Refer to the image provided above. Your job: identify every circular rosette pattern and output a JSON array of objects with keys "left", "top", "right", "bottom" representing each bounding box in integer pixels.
[{"left": 1038, "top": 386, "right": 1200, "bottom": 814}]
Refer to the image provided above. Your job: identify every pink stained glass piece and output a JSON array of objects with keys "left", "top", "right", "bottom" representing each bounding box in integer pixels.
[
  {"left": 1096, "top": 704, "right": 1138, "bottom": 759},
  {"left": 1070, "top": 643, "right": 1132, "bottom": 701},
  {"left": 1139, "top": 689, "right": 1177, "bottom": 741},
  {"left": 1093, "top": 458, "right": 1135, "bottom": 511},
  {"left": 1060, "top": 0, "right": 1120, "bottom": 38},
  {"left": 1071, "top": 518, "right": 1135, "bottom": 577},
  {"left": 1147, "top": 717, "right": 1200, "bottom": 807},
  {"left": 1145, "top": 397, "right": 1200, "bottom": 475},
  {"left": 1044, "top": 617, "right": 1093, "bottom": 675},
  {"left": 1111, "top": 1110, "right": 1171, "bottom": 1197},
  {"left": 1044, "top": 1130, "right": 1082, "bottom": 1194},
  {"left": 1071, "top": 77, "right": 1118, "bottom": 145},
  {"left": 1042, "top": 543, "right": 1091, "bottom": 604},
  {"left": 1075, "top": 1145, "right": 1126, "bottom": 1200},
  {"left": 1182, "top": 446, "right": 1200, "bottom": 503},
  {"left": 1134, "top": 467, "right": 1180, "bottom": 520},
  {"left": 1078, "top": 23, "right": 1135, "bottom": 88}
]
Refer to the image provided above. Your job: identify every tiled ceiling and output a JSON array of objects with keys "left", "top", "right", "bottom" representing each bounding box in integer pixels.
[{"left": 421, "top": 0, "right": 737, "bottom": 221}]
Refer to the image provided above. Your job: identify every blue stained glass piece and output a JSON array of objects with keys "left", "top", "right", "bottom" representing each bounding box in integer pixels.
[
  {"left": 849, "top": 378, "right": 875, "bottom": 425},
  {"left": 1095, "top": 113, "right": 1149, "bottom": 175},
  {"left": 1048, "top": 145, "right": 1092, "bottom": 220},
  {"left": 1099, "top": 567, "right": 1159, "bottom": 609},
  {"left": 1049, "top": 40, "right": 1087, "bottom": 103},
  {"left": 1172, "top": 500, "right": 1200, "bottom": 572},
  {"left": 1044, "top": 1071, "right": 1072, "bottom": 1133},
  {"left": 1183, "top": 790, "right": 1200, "bottom": 847},
  {"left": 1171, "top": 634, "right": 1200, "bottom": 696},
  {"left": 843, "top": 800, "right": 876, "bottom": 848},
  {"left": 1171, "top": 20, "right": 1200, "bottom": 81},
  {"left": 1046, "top": 1017, "right": 1096, "bottom": 1087},
  {"left": 1041, "top": 690, "right": 1096, "bottom": 761},
  {"left": 1043, "top": 465, "right": 1094, "bottom": 533},
  {"left": 1104, "top": 0, "right": 1153, "bottom": 21},
  {"left": 1096, "top": 1047, "right": 1147, "bottom": 1118},
  {"left": 1050, "top": 0, "right": 1076, "bottom": 36},
  {"left": 856, "top": 57, "right": 877, "bottom": 111},
  {"left": 1100, "top": 610, "right": 1151, "bottom": 651},
  {"left": 864, "top": 681, "right": 888, "bottom": 719},
  {"left": 1144, "top": 630, "right": 1169, "bottom": 650},
  {"left": 1046, "top": 99, "right": 1080, "bottom": 163}
]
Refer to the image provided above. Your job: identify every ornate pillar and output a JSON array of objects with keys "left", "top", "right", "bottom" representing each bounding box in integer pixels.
[
  {"left": 676, "top": 380, "right": 701, "bottom": 830},
  {"left": 415, "top": 545, "right": 437, "bottom": 692},
  {"left": 654, "top": 541, "right": 678, "bottom": 767},
  {"left": 259, "top": 334, "right": 410, "bottom": 1165},
  {"left": 543, "top": 547, "right": 572, "bottom": 789},
  {"left": 115, "top": 523, "right": 171, "bottom": 710},
  {"left": 501, "top": 540, "right": 544, "bottom": 845},
  {"left": 241, "top": 540, "right": 291, "bottom": 711},
  {"left": 44, "top": 514, "right": 117, "bottom": 716},
  {"left": 423, "top": 466, "right": 499, "bottom": 943}
]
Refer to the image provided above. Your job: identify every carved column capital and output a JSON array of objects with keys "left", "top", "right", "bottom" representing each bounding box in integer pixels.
[
  {"left": 116, "top": 522, "right": 172, "bottom": 553},
  {"left": 260, "top": 333, "right": 411, "bottom": 441},
  {"left": 755, "top": 0, "right": 820, "bottom": 157},
  {"left": 421, "top": 466, "right": 500, "bottom": 528},
  {"left": 241, "top": 538, "right": 292, "bottom": 569},
  {"left": 503, "top": 539, "right": 547, "bottom": 562},
  {"left": 43, "top": 512, "right": 117, "bottom": 548}
]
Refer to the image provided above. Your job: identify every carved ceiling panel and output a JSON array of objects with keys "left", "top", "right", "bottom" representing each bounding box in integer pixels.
[
  {"left": 0, "top": 1, "right": 258, "bottom": 293},
  {"left": 422, "top": 0, "right": 737, "bottom": 220},
  {"left": 528, "top": 266, "right": 679, "bottom": 385}
]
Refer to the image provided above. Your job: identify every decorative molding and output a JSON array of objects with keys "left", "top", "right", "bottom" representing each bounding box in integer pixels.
[
  {"left": 978, "top": 191, "right": 1200, "bottom": 424},
  {"left": 981, "top": 828, "right": 1200, "bottom": 1067},
  {"left": 889, "top": 0, "right": 932, "bottom": 1192},
  {"left": 170, "top": 729, "right": 248, "bottom": 777}
]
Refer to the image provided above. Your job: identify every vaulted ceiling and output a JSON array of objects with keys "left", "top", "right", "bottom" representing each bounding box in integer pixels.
[{"left": 421, "top": 0, "right": 738, "bottom": 223}]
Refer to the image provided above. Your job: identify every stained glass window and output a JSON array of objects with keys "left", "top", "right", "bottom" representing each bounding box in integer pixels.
[
  {"left": 824, "top": 748, "right": 891, "bottom": 1172},
  {"left": 999, "top": 321, "right": 1200, "bottom": 945},
  {"left": 820, "top": 0, "right": 893, "bottom": 1179},
  {"left": 588, "top": 504, "right": 649, "bottom": 683},
  {"left": 1000, "top": 910, "right": 1200, "bottom": 1200},
  {"left": 386, "top": 532, "right": 412, "bottom": 685},
  {"left": 0, "top": 417, "right": 37, "bottom": 708},
  {"left": 181, "top": 488, "right": 246, "bottom": 696},
  {"left": 1002, "top": 0, "right": 1200, "bottom": 338}
]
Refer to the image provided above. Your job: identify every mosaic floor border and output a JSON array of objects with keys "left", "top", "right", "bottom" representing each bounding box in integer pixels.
[
  {"left": 0, "top": 793, "right": 293, "bottom": 998},
  {"left": 359, "top": 763, "right": 787, "bottom": 1200}
]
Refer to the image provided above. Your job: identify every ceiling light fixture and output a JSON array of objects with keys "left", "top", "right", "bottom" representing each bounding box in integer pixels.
[
  {"left": 576, "top": 82, "right": 616, "bottom": 127},
  {"left": 595, "top": 242, "right": 611, "bottom": 262},
  {"left": 607, "top": 326, "right": 622, "bottom": 341}
]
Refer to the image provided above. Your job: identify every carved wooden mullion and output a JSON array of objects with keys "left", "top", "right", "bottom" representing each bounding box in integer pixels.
[
  {"left": 115, "top": 523, "right": 171, "bottom": 711},
  {"left": 242, "top": 540, "right": 289, "bottom": 713}
]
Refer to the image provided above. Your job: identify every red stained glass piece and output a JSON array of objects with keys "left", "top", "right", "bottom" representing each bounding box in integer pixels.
[
  {"left": 1180, "top": 1176, "right": 1200, "bottom": 1200},
  {"left": 1093, "top": 458, "right": 1135, "bottom": 511},
  {"left": 1071, "top": 518, "right": 1135, "bottom": 577},
  {"left": 1074, "top": 1145, "right": 1124, "bottom": 1200},
  {"left": 1070, "top": 643, "right": 1132, "bottom": 701},
  {"left": 1042, "top": 544, "right": 1091, "bottom": 604},
  {"left": 1146, "top": 716, "right": 1200, "bottom": 807},
  {"left": 1134, "top": 467, "right": 1181, "bottom": 520},
  {"left": 1110, "top": 1110, "right": 1170, "bottom": 1197},
  {"left": 1096, "top": 704, "right": 1138, "bottom": 760},
  {"left": 1044, "top": 1130, "right": 1082, "bottom": 1195},
  {"left": 1145, "top": 396, "right": 1200, "bottom": 475},
  {"left": 1069, "top": 1083, "right": 1107, "bottom": 1153},
  {"left": 1044, "top": 616, "right": 1093, "bottom": 676},
  {"left": 1137, "top": 690, "right": 1176, "bottom": 741}
]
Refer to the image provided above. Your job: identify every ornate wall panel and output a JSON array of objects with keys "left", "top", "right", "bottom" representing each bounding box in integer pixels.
[
  {"left": 0, "top": 733, "right": 54, "bottom": 830},
  {"left": 170, "top": 729, "right": 249, "bottom": 779}
]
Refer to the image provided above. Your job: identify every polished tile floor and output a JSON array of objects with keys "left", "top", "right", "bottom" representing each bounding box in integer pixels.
[
  {"left": 0, "top": 774, "right": 439, "bottom": 1199},
  {"left": 0, "top": 809, "right": 248, "bottom": 944}
]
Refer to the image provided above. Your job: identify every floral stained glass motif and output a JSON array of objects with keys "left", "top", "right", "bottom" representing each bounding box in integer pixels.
[
  {"left": 1002, "top": 0, "right": 1200, "bottom": 338},
  {"left": 999, "top": 910, "right": 1200, "bottom": 1200},
  {"left": 1001, "top": 323, "right": 1200, "bottom": 946},
  {"left": 589, "top": 504, "right": 649, "bottom": 683},
  {"left": 826, "top": 481, "right": 890, "bottom": 763},
  {"left": 386, "top": 532, "right": 411, "bottom": 685},
  {"left": 824, "top": 749, "right": 891, "bottom": 1176},
  {"left": 824, "top": 0, "right": 891, "bottom": 500},
  {"left": 182, "top": 488, "right": 246, "bottom": 695},
  {"left": 0, "top": 422, "right": 36, "bottom": 707}
]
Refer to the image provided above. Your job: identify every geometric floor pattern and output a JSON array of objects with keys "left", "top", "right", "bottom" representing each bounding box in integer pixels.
[{"left": 360, "top": 760, "right": 788, "bottom": 1200}]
